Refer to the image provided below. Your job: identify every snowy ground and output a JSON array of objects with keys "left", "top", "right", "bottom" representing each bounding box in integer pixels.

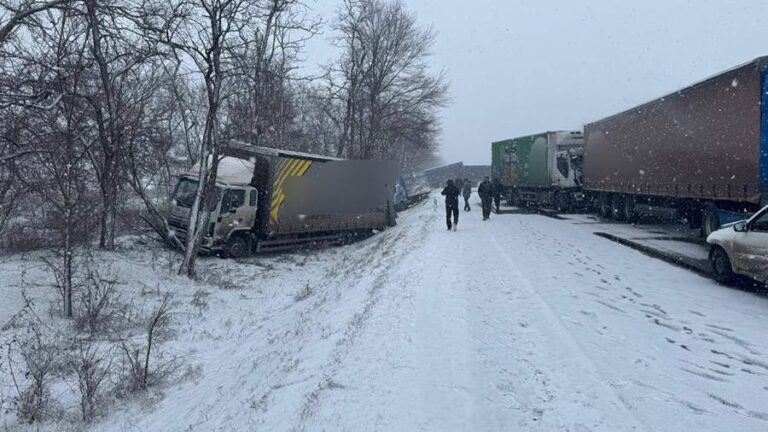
[{"left": 2, "top": 192, "right": 768, "bottom": 431}]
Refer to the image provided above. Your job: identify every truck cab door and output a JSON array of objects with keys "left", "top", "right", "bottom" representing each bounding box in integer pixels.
[
  {"left": 733, "top": 211, "right": 768, "bottom": 281},
  {"left": 216, "top": 189, "right": 248, "bottom": 240}
]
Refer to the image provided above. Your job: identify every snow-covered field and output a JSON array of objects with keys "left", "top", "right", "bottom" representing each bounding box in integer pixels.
[{"left": 2, "top": 193, "right": 768, "bottom": 431}]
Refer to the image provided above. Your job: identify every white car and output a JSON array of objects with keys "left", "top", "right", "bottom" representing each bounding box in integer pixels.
[{"left": 707, "top": 205, "right": 768, "bottom": 283}]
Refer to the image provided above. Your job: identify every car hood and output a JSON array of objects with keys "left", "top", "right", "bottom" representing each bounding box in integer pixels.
[{"left": 707, "top": 225, "right": 736, "bottom": 245}]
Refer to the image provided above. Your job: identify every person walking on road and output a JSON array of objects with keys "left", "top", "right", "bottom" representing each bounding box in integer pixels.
[
  {"left": 492, "top": 177, "right": 503, "bottom": 213},
  {"left": 461, "top": 178, "right": 472, "bottom": 211},
  {"left": 478, "top": 176, "right": 493, "bottom": 221},
  {"left": 441, "top": 179, "right": 460, "bottom": 231}
]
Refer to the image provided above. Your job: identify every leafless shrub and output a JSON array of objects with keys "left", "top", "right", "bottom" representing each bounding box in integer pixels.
[
  {"left": 7, "top": 324, "right": 61, "bottom": 423},
  {"left": 68, "top": 341, "right": 113, "bottom": 423},
  {"left": 191, "top": 288, "right": 210, "bottom": 314},
  {"left": 119, "top": 293, "right": 173, "bottom": 392},
  {"left": 74, "top": 263, "right": 122, "bottom": 334},
  {"left": 294, "top": 283, "right": 313, "bottom": 302}
]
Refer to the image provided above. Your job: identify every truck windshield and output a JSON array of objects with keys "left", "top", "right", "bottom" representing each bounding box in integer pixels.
[
  {"left": 173, "top": 178, "right": 198, "bottom": 208},
  {"left": 173, "top": 178, "right": 221, "bottom": 210}
]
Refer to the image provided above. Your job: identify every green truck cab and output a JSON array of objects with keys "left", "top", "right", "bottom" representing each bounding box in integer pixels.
[{"left": 491, "top": 131, "right": 584, "bottom": 209}]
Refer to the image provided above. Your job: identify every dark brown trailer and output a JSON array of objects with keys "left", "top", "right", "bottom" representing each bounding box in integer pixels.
[{"left": 583, "top": 57, "right": 768, "bottom": 234}]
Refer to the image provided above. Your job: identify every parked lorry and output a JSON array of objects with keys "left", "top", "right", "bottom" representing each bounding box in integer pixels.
[
  {"left": 168, "top": 142, "right": 399, "bottom": 257},
  {"left": 394, "top": 171, "right": 431, "bottom": 211},
  {"left": 491, "top": 131, "right": 585, "bottom": 209},
  {"left": 583, "top": 56, "right": 768, "bottom": 235}
]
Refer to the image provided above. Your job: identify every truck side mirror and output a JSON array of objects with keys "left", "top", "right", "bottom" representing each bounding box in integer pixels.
[{"left": 734, "top": 221, "right": 748, "bottom": 232}]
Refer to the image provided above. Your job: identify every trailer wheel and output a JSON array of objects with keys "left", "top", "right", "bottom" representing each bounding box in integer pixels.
[
  {"left": 598, "top": 194, "right": 611, "bottom": 218},
  {"left": 709, "top": 246, "right": 734, "bottom": 283},
  {"left": 621, "top": 196, "right": 638, "bottom": 222},
  {"left": 701, "top": 209, "right": 720, "bottom": 237},
  {"left": 506, "top": 191, "right": 518, "bottom": 207},
  {"left": 611, "top": 195, "right": 625, "bottom": 221},
  {"left": 226, "top": 234, "right": 252, "bottom": 258},
  {"left": 553, "top": 192, "right": 567, "bottom": 212}
]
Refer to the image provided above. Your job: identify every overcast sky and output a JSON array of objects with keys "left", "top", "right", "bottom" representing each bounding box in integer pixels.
[{"left": 303, "top": 0, "right": 768, "bottom": 165}]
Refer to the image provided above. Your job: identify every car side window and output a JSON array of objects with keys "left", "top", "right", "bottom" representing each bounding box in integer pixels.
[{"left": 750, "top": 212, "right": 768, "bottom": 232}]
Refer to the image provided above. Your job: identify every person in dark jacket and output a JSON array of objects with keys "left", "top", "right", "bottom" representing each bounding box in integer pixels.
[
  {"left": 461, "top": 178, "right": 472, "bottom": 211},
  {"left": 492, "top": 177, "right": 504, "bottom": 213},
  {"left": 477, "top": 176, "right": 493, "bottom": 220},
  {"left": 441, "top": 179, "right": 460, "bottom": 231}
]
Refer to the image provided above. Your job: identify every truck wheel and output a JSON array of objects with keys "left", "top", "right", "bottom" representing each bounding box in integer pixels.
[
  {"left": 684, "top": 207, "right": 702, "bottom": 229},
  {"left": 226, "top": 234, "right": 251, "bottom": 258},
  {"left": 598, "top": 194, "right": 611, "bottom": 218},
  {"left": 506, "top": 192, "right": 518, "bottom": 207},
  {"left": 701, "top": 209, "right": 720, "bottom": 237},
  {"left": 552, "top": 192, "right": 570, "bottom": 212},
  {"left": 709, "top": 246, "right": 734, "bottom": 283},
  {"left": 611, "top": 195, "right": 625, "bottom": 221},
  {"left": 622, "top": 196, "right": 638, "bottom": 222}
]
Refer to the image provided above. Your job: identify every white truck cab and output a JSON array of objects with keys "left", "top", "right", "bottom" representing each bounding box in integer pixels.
[{"left": 169, "top": 157, "right": 259, "bottom": 256}]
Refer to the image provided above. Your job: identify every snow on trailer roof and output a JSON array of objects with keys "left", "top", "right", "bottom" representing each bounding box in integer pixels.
[
  {"left": 224, "top": 140, "right": 344, "bottom": 162},
  {"left": 585, "top": 55, "right": 768, "bottom": 127}
]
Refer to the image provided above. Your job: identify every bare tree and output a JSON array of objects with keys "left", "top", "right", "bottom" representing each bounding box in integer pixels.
[
  {"left": 1, "top": 2, "right": 98, "bottom": 317},
  {"left": 138, "top": 0, "right": 314, "bottom": 277},
  {"left": 324, "top": 0, "right": 448, "bottom": 167},
  {"left": 0, "top": 0, "right": 71, "bottom": 46},
  {"left": 225, "top": 0, "right": 319, "bottom": 150}
]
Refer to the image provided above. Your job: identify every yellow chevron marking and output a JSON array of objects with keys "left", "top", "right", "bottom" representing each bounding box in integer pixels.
[
  {"left": 271, "top": 160, "right": 292, "bottom": 198},
  {"left": 270, "top": 159, "right": 314, "bottom": 223},
  {"left": 271, "top": 159, "right": 300, "bottom": 203}
]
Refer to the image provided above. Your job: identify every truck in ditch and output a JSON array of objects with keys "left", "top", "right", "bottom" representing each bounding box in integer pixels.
[
  {"left": 583, "top": 56, "right": 768, "bottom": 235},
  {"left": 168, "top": 142, "right": 399, "bottom": 257},
  {"left": 491, "top": 131, "right": 585, "bottom": 209}
]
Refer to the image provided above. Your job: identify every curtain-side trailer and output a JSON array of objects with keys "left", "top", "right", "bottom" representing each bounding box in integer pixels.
[
  {"left": 583, "top": 56, "right": 768, "bottom": 235},
  {"left": 168, "top": 142, "right": 399, "bottom": 256}
]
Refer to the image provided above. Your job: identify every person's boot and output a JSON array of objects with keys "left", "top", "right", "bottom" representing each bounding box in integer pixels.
[{"left": 452, "top": 223, "right": 457, "bottom": 232}]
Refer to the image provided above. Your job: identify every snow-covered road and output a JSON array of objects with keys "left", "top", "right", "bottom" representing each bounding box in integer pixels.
[
  {"left": 72, "top": 194, "right": 768, "bottom": 432},
  {"left": 298, "top": 197, "right": 768, "bottom": 431}
]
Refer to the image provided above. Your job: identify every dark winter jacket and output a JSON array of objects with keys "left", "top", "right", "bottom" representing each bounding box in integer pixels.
[
  {"left": 461, "top": 183, "right": 472, "bottom": 199},
  {"left": 492, "top": 180, "right": 504, "bottom": 197},
  {"left": 441, "top": 184, "right": 460, "bottom": 205},
  {"left": 478, "top": 180, "right": 492, "bottom": 200}
]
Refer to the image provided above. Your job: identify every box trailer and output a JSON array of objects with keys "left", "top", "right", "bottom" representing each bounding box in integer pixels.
[
  {"left": 168, "top": 142, "right": 399, "bottom": 256},
  {"left": 583, "top": 56, "right": 768, "bottom": 234},
  {"left": 491, "top": 131, "right": 585, "bottom": 209}
]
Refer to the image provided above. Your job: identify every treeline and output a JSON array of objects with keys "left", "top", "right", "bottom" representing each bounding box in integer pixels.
[{"left": 0, "top": 0, "right": 448, "bottom": 284}]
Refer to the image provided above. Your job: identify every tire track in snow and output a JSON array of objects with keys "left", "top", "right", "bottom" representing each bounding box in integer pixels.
[{"left": 291, "top": 201, "right": 437, "bottom": 430}]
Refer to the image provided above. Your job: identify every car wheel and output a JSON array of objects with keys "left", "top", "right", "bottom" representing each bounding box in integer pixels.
[
  {"left": 709, "top": 246, "right": 734, "bottom": 283},
  {"left": 226, "top": 235, "right": 251, "bottom": 258}
]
